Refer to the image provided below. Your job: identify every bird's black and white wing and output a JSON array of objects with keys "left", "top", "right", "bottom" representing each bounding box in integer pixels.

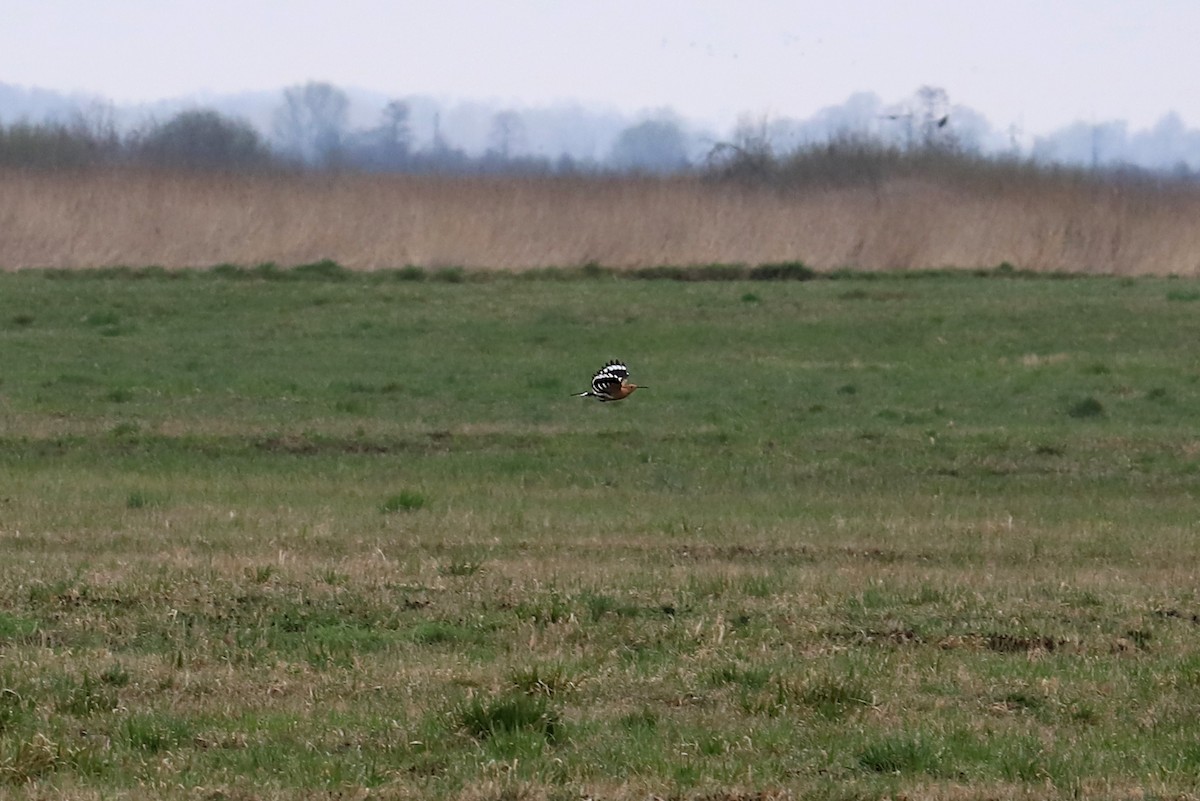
[{"left": 591, "top": 360, "right": 628, "bottom": 397}]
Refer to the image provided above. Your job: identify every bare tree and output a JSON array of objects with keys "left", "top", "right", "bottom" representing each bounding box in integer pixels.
[
  {"left": 705, "top": 114, "right": 774, "bottom": 179},
  {"left": 67, "top": 99, "right": 120, "bottom": 158},
  {"left": 488, "top": 110, "right": 525, "bottom": 159},
  {"left": 272, "top": 81, "right": 350, "bottom": 165},
  {"left": 915, "top": 85, "right": 954, "bottom": 150},
  {"left": 379, "top": 99, "right": 412, "bottom": 160}
]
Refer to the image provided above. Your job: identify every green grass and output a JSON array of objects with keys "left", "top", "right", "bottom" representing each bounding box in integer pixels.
[{"left": 1, "top": 266, "right": 1200, "bottom": 799}]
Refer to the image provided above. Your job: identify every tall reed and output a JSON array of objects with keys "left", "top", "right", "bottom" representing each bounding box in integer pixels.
[{"left": 3, "top": 166, "right": 1199, "bottom": 274}]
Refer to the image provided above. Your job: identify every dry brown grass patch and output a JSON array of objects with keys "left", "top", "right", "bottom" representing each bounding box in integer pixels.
[{"left": 5, "top": 167, "right": 1200, "bottom": 273}]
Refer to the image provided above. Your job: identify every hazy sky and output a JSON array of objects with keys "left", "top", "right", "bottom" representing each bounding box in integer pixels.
[{"left": 3, "top": 0, "right": 1198, "bottom": 134}]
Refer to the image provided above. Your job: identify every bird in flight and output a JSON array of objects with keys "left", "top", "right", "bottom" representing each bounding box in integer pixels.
[{"left": 574, "top": 360, "right": 647, "bottom": 402}]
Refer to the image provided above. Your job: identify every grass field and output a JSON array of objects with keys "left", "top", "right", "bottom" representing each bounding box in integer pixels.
[{"left": 2, "top": 266, "right": 1200, "bottom": 800}]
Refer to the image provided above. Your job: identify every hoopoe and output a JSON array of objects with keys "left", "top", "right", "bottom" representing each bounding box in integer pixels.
[{"left": 574, "top": 359, "right": 647, "bottom": 402}]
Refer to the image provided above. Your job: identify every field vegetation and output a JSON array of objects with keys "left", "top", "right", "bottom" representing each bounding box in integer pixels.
[
  {"left": 5, "top": 139, "right": 1200, "bottom": 275},
  {"left": 1, "top": 265, "right": 1199, "bottom": 799}
]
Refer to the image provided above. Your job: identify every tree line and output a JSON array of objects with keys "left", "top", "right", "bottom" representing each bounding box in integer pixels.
[
  {"left": 2, "top": 81, "right": 1197, "bottom": 184},
  {"left": 0, "top": 80, "right": 692, "bottom": 174}
]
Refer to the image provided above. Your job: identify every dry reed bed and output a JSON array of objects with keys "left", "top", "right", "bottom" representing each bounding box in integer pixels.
[{"left": 3, "top": 167, "right": 1200, "bottom": 274}]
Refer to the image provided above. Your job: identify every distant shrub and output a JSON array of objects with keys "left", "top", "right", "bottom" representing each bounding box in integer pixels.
[
  {"left": 748, "top": 261, "right": 815, "bottom": 281},
  {"left": 207, "top": 262, "right": 284, "bottom": 280},
  {"left": 580, "top": 262, "right": 611, "bottom": 279},
  {"left": 801, "top": 676, "right": 872, "bottom": 720},
  {"left": 408, "top": 621, "right": 477, "bottom": 645},
  {"left": 1068, "top": 396, "right": 1105, "bottom": 418},
  {"left": 381, "top": 491, "right": 425, "bottom": 513},
  {"left": 707, "top": 663, "right": 772, "bottom": 691},
  {"left": 53, "top": 672, "right": 118, "bottom": 717},
  {"left": 252, "top": 262, "right": 285, "bottom": 280},
  {"left": 0, "top": 685, "right": 31, "bottom": 733},
  {"left": 985, "top": 261, "right": 1045, "bottom": 279},
  {"left": 392, "top": 265, "right": 426, "bottom": 281},
  {"left": 629, "top": 264, "right": 745, "bottom": 281},
  {"left": 456, "top": 692, "right": 560, "bottom": 743},
  {"left": 209, "top": 263, "right": 247, "bottom": 279},
  {"left": 84, "top": 311, "right": 120, "bottom": 327},
  {"left": 100, "top": 663, "right": 131, "bottom": 687},
  {"left": 857, "top": 734, "right": 937, "bottom": 773},
  {"left": 619, "top": 707, "right": 659, "bottom": 731},
  {"left": 693, "top": 264, "right": 748, "bottom": 281},
  {"left": 0, "top": 612, "right": 39, "bottom": 645},
  {"left": 0, "top": 119, "right": 119, "bottom": 169},
  {"left": 630, "top": 265, "right": 689, "bottom": 281},
  {"left": 121, "top": 714, "right": 191, "bottom": 753},
  {"left": 440, "top": 559, "right": 484, "bottom": 577},
  {"left": 431, "top": 267, "right": 465, "bottom": 283},
  {"left": 248, "top": 565, "right": 275, "bottom": 584},
  {"left": 509, "top": 663, "right": 573, "bottom": 696},
  {"left": 291, "top": 259, "right": 347, "bottom": 281},
  {"left": 125, "top": 491, "right": 150, "bottom": 509}
]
